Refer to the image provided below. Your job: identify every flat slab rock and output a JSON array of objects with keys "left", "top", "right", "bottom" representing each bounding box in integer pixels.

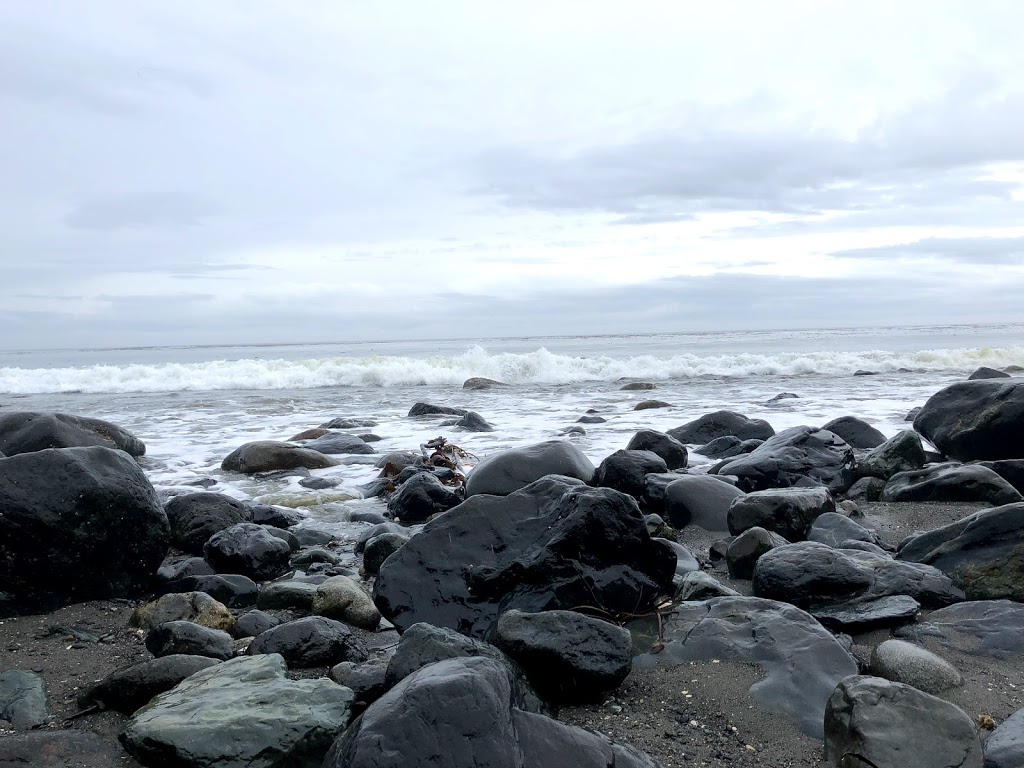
[
  {"left": 635, "top": 595, "right": 857, "bottom": 738},
  {"left": 121, "top": 654, "right": 354, "bottom": 768},
  {"left": 895, "top": 599, "right": 1024, "bottom": 658}
]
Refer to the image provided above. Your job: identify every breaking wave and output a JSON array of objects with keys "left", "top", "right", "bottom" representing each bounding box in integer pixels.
[{"left": 2, "top": 345, "right": 1022, "bottom": 394}]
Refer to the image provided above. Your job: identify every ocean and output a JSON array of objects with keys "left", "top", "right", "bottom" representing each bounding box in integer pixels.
[{"left": 2, "top": 323, "right": 1022, "bottom": 541}]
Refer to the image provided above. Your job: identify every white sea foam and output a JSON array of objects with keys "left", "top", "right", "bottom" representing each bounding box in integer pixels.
[{"left": 1, "top": 344, "right": 1022, "bottom": 395}]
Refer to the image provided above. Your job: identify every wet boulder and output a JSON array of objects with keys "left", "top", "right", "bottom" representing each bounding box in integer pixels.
[
  {"left": 661, "top": 475, "right": 743, "bottom": 531},
  {"left": 856, "top": 430, "right": 927, "bottom": 481},
  {"left": 667, "top": 410, "right": 774, "bottom": 445},
  {"left": 222, "top": 440, "right": 339, "bottom": 473},
  {"left": 984, "top": 706, "right": 1024, "bottom": 768},
  {"left": 78, "top": 655, "right": 220, "bottom": 714},
  {"left": 249, "top": 616, "right": 369, "bottom": 667},
  {"left": 821, "top": 416, "right": 886, "bottom": 449},
  {"left": 204, "top": 522, "right": 293, "bottom": 582},
  {"left": 726, "top": 527, "right": 789, "bottom": 579},
  {"left": 968, "top": 366, "right": 1010, "bottom": 380},
  {"left": 374, "top": 478, "right": 676, "bottom": 637},
  {"left": 715, "top": 426, "right": 855, "bottom": 494},
  {"left": 454, "top": 411, "right": 495, "bottom": 432},
  {"left": 591, "top": 449, "right": 668, "bottom": 501},
  {"left": 914, "top": 380, "right": 1024, "bottom": 461},
  {"left": 386, "top": 472, "right": 464, "bottom": 523},
  {"left": 146, "top": 621, "right": 235, "bottom": 660},
  {"left": 0, "top": 410, "right": 145, "bottom": 457},
  {"left": 0, "top": 446, "right": 168, "bottom": 606},
  {"left": 303, "top": 433, "right": 375, "bottom": 456},
  {"left": 464, "top": 440, "right": 595, "bottom": 496},
  {"left": 807, "top": 512, "right": 880, "bottom": 549},
  {"left": 727, "top": 486, "right": 835, "bottom": 540},
  {"left": 978, "top": 459, "right": 1024, "bottom": 494},
  {"left": 881, "top": 464, "right": 1023, "bottom": 505},
  {"left": 408, "top": 402, "right": 467, "bottom": 417},
  {"left": 626, "top": 429, "right": 688, "bottom": 469},
  {"left": 164, "top": 492, "right": 252, "bottom": 555}
]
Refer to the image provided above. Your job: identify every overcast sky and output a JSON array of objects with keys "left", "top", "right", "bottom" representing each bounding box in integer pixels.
[{"left": 3, "top": 1, "right": 1024, "bottom": 349}]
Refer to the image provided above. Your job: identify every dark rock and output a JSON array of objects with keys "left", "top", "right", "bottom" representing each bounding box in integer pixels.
[
  {"left": 821, "top": 416, "right": 886, "bottom": 449},
  {"left": 300, "top": 476, "right": 340, "bottom": 490},
  {"left": 293, "top": 527, "right": 338, "bottom": 546},
  {"left": 491, "top": 609, "right": 632, "bottom": 704},
  {"left": 263, "top": 524, "right": 300, "bottom": 552},
  {"left": 355, "top": 522, "right": 408, "bottom": 553},
  {"left": 727, "top": 486, "right": 835, "bottom": 540},
  {"left": 577, "top": 415, "right": 606, "bottom": 423},
  {"left": 146, "top": 621, "right": 235, "bottom": 660},
  {"left": 165, "top": 492, "right": 252, "bottom": 555},
  {"left": 905, "top": 406, "right": 922, "bottom": 421},
  {"left": 324, "top": 656, "right": 658, "bottom": 768},
  {"left": 155, "top": 556, "right": 215, "bottom": 588},
  {"left": 662, "top": 475, "right": 743, "bottom": 531},
  {"left": 694, "top": 435, "right": 743, "bottom": 459},
  {"left": 716, "top": 426, "right": 855, "bottom": 494},
  {"left": 634, "top": 399, "right": 671, "bottom": 410},
  {"left": 667, "top": 410, "right": 774, "bottom": 445},
  {"left": 857, "top": 429, "right": 927, "bottom": 480},
  {"left": 592, "top": 449, "right": 668, "bottom": 501},
  {"left": 330, "top": 662, "right": 388, "bottom": 708},
  {"left": 0, "top": 410, "right": 145, "bottom": 457},
  {"left": 984, "top": 705, "right": 1024, "bottom": 768},
  {"left": 185, "top": 477, "right": 218, "bottom": 488},
  {"left": 0, "top": 669, "right": 48, "bottom": 729},
  {"left": 708, "top": 537, "right": 734, "bottom": 562},
  {"left": 752, "top": 541, "right": 964, "bottom": 608},
  {"left": 387, "top": 472, "right": 464, "bottom": 523},
  {"left": 249, "top": 616, "right": 368, "bottom": 667},
  {"left": 204, "top": 522, "right": 293, "bottom": 582},
  {"left": 659, "top": 538, "right": 700, "bottom": 579},
  {"left": 304, "top": 433, "right": 375, "bottom": 456},
  {"left": 464, "top": 440, "right": 595, "bottom": 496},
  {"left": 675, "top": 571, "right": 740, "bottom": 601},
  {"left": 881, "top": 464, "right": 1023, "bottom": 505},
  {"left": 313, "top": 576, "right": 381, "bottom": 630},
  {"left": 558, "top": 425, "right": 586, "bottom": 436},
  {"left": 727, "top": 527, "right": 789, "bottom": 579},
  {"left": 374, "top": 450, "right": 420, "bottom": 469},
  {"left": 233, "top": 609, "right": 281, "bottom": 639},
  {"left": 289, "top": 428, "right": 331, "bottom": 441},
  {"left": 162, "top": 574, "right": 259, "bottom": 608},
  {"left": 257, "top": 581, "right": 318, "bottom": 610},
  {"left": 408, "top": 402, "right": 468, "bottom": 417},
  {"left": 0, "top": 731, "right": 128, "bottom": 767},
  {"left": 895, "top": 502, "right": 1024, "bottom": 600},
  {"left": 453, "top": 411, "right": 494, "bottom": 432},
  {"left": 978, "top": 459, "right": 1024, "bottom": 494},
  {"left": 766, "top": 392, "right": 799, "bottom": 403},
  {"left": 844, "top": 476, "right": 885, "bottom": 502},
  {"left": 358, "top": 433, "right": 382, "bottom": 442},
  {"left": 0, "top": 446, "right": 169, "bottom": 606},
  {"left": 620, "top": 382, "right": 656, "bottom": 391},
  {"left": 362, "top": 532, "right": 409, "bottom": 575},
  {"left": 869, "top": 639, "right": 962, "bottom": 694},
  {"left": 463, "top": 377, "right": 506, "bottom": 389},
  {"left": 810, "top": 595, "right": 921, "bottom": 632},
  {"left": 320, "top": 417, "right": 378, "bottom": 429},
  {"left": 250, "top": 504, "right": 304, "bottom": 528},
  {"left": 638, "top": 596, "right": 858, "bottom": 738},
  {"left": 626, "top": 430, "right": 688, "bottom": 470},
  {"left": 222, "top": 440, "right": 339, "bottom": 473},
  {"left": 894, "top": 599, "right": 1024, "bottom": 657},
  {"left": 290, "top": 547, "right": 342, "bottom": 567},
  {"left": 853, "top": 370, "right": 877, "bottom": 376},
  {"left": 969, "top": 366, "right": 1011, "bottom": 380},
  {"left": 121, "top": 654, "right": 353, "bottom": 768},
  {"left": 255, "top": 467, "right": 312, "bottom": 481},
  {"left": 78, "top": 654, "right": 220, "bottom": 714},
  {"left": 914, "top": 380, "right": 1024, "bottom": 461},
  {"left": 823, "top": 676, "right": 982, "bottom": 768},
  {"left": 807, "top": 512, "right": 880, "bottom": 548},
  {"left": 374, "top": 478, "right": 676, "bottom": 637}
]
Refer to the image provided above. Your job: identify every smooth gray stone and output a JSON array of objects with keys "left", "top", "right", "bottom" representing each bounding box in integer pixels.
[
  {"left": 822, "top": 416, "right": 886, "bottom": 449},
  {"left": 895, "top": 600, "right": 1024, "bottom": 658},
  {"left": 662, "top": 474, "right": 743, "bottom": 531},
  {"left": 626, "top": 429, "right": 688, "bottom": 470},
  {"left": 222, "top": 441, "right": 338, "bottom": 474},
  {"left": 870, "top": 639, "right": 962, "bottom": 694},
  {"left": 807, "top": 512, "right": 879, "bottom": 548},
  {"left": 303, "top": 433, "right": 375, "bottom": 456},
  {"left": 257, "top": 580, "right": 318, "bottom": 610},
  {"left": 0, "top": 669, "right": 49, "bottom": 729},
  {"left": 465, "top": 440, "right": 595, "bottom": 496},
  {"left": 882, "top": 464, "right": 1023, "bottom": 505},
  {"left": 810, "top": 595, "right": 921, "bottom": 632},
  {"left": 726, "top": 527, "right": 788, "bottom": 580},
  {"left": 636, "top": 596, "right": 858, "bottom": 738},
  {"left": 249, "top": 616, "right": 368, "bottom": 668},
  {"left": 984, "top": 705, "right": 1024, "bottom": 768},
  {"left": 824, "top": 675, "right": 982, "bottom": 768},
  {"left": 0, "top": 410, "right": 144, "bottom": 456},
  {"left": 667, "top": 411, "right": 774, "bottom": 445},
  {"left": 675, "top": 570, "right": 740, "bottom": 601},
  {"left": 121, "top": 654, "right": 353, "bottom": 768}
]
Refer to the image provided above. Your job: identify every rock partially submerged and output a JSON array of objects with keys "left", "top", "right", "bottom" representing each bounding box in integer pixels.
[
  {"left": 667, "top": 411, "right": 774, "bottom": 445},
  {"left": 0, "top": 410, "right": 145, "bottom": 457},
  {"left": 222, "top": 441, "right": 338, "bottom": 473},
  {"left": 464, "top": 440, "right": 595, "bottom": 496}
]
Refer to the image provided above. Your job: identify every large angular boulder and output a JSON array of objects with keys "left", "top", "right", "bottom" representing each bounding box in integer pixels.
[
  {"left": 0, "top": 410, "right": 145, "bottom": 457},
  {"left": 881, "top": 464, "right": 1023, "bottom": 505},
  {"left": 78, "top": 654, "right": 220, "bottom": 714},
  {"left": 821, "top": 416, "right": 886, "bottom": 449},
  {"left": 638, "top": 596, "right": 857, "bottom": 738},
  {"left": 667, "top": 410, "right": 774, "bottom": 444},
  {"left": 121, "top": 654, "right": 354, "bottom": 767},
  {"left": 491, "top": 609, "right": 632, "bottom": 704},
  {"left": 386, "top": 472, "right": 464, "bottom": 523},
  {"left": 895, "top": 502, "right": 1024, "bottom": 600},
  {"left": 856, "top": 430, "right": 927, "bottom": 480},
  {"left": 249, "top": 616, "right": 369, "bottom": 667},
  {"left": 464, "top": 441, "right": 595, "bottom": 496},
  {"left": 0, "top": 446, "right": 168, "bottom": 606},
  {"left": 715, "top": 426, "right": 855, "bottom": 494},
  {"left": 164, "top": 492, "right": 252, "bottom": 555},
  {"left": 660, "top": 475, "right": 743, "bottom": 531},
  {"left": 752, "top": 541, "right": 964, "bottom": 608},
  {"left": 913, "top": 380, "right": 1024, "bottom": 461},
  {"left": 726, "top": 486, "right": 835, "bottom": 540},
  {"left": 323, "top": 656, "right": 660, "bottom": 768},
  {"left": 374, "top": 478, "right": 676, "bottom": 637},
  {"left": 222, "top": 441, "right": 339, "bottom": 473},
  {"left": 823, "top": 675, "right": 983, "bottom": 768},
  {"left": 625, "top": 430, "right": 688, "bottom": 469},
  {"left": 591, "top": 449, "right": 668, "bottom": 501},
  {"left": 204, "top": 522, "right": 292, "bottom": 582}
]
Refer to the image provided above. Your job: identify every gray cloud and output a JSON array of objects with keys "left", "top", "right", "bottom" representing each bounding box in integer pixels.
[
  {"left": 66, "top": 193, "right": 215, "bottom": 230},
  {"left": 832, "top": 236, "right": 1024, "bottom": 264}
]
